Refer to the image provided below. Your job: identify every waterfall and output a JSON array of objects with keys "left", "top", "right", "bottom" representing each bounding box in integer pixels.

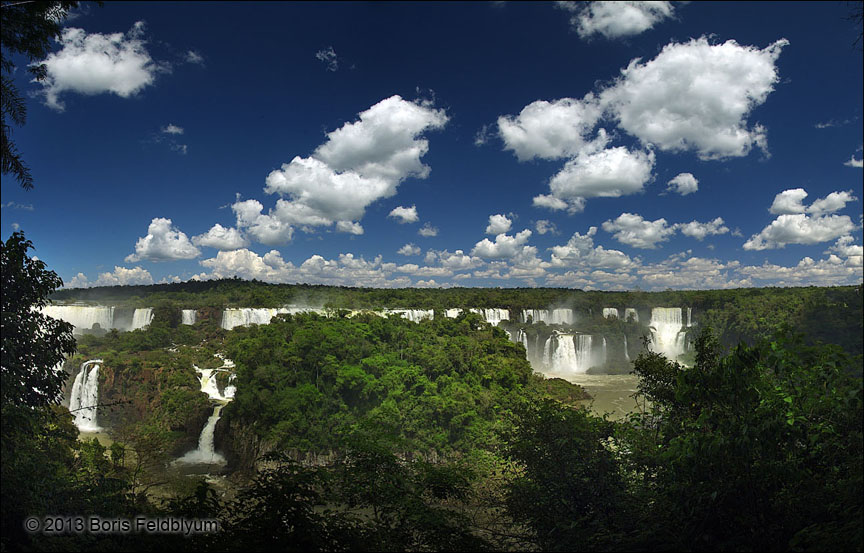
[
  {"left": 42, "top": 305, "right": 114, "bottom": 334},
  {"left": 623, "top": 335, "right": 630, "bottom": 362},
  {"left": 177, "top": 405, "right": 226, "bottom": 465},
  {"left": 386, "top": 309, "right": 434, "bottom": 323},
  {"left": 601, "top": 336, "right": 607, "bottom": 365},
  {"left": 543, "top": 333, "right": 595, "bottom": 374},
  {"left": 624, "top": 308, "right": 639, "bottom": 323},
  {"left": 469, "top": 308, "right": 509, "bottom": 326},
  {"left": 649, "top": 307, "right": 688, "bottom": 360},
  {"left": 181, "top": 309, "right": 197, "bottom": 325},
  {"left": 517, "top": 328, "right": 529, "bottom": 351},
  {"left": 68, "top": 360, "right": 103, "bottom": 432},
  {"left": 177, "top": 359, "right": 235, "bottom": 465},
  {"left": 221, "top": 308, "right": 280, "bottom": 330},
  {"left": 603, "top": 308, "right": 619, "bottom": 319},
  {"left": 441, "top": 308, "right": 508, "bottom": 325},
  {"left": 522, "top": 309, "right": 573, "bottom": 325},
  {"left": 130, "top": 308, "right": 154, "bottom": 330},
  {"left": 221, "top": 306, "right": 329, "bottom": 330}
]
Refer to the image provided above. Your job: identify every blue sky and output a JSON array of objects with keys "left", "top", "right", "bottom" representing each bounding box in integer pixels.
[{"left": 2, "top": 1, "right": 862, "bottom": 290}]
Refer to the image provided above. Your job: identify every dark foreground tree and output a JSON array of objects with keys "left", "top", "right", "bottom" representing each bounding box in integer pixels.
[{"left": 1, "top": 231, "right": 76, "bottom": 406}]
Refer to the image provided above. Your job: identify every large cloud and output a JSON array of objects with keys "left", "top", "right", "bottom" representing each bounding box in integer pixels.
[
  {"left": 600, "top": 37, "right": 788, "bottom": 159},
  {"left": 769, "top": 188, "right": 808, "bottom": 214},
  {"left": 192, "top": 224, "right": 249, "bottom": 250},
  {"left": 548, "top": 226, "right": 636, "bottom": 269},
  {"left": 37, "top": 21, "right": 160, "bottom": 111},
  {"left": 388, "top": 205, "right": 419, "bottom": 224},
  {"left": 125, "top": 218, "right": 200, "bottom": 262},
  {"left": 236, "top": 96, "right": 447, "bottom": 243},
  {"left": 542, "top": 144, "right": 655, "bottom": 212},
  {"left": 557, "top": 1, "right": 676, "bottom": 40},
  {"left": 746, "top": 189, "right": 859, "bottom": 249},
  {"left": 743, "top": 214, "right": 856, "bottom": 250},
  {"left": 666, "top": 172, "right": 698, "bottom": 195},
  {"left": 471, "top": 230, "right": 533, "bottom": 259},
  {"left": 678, "top": 217, "right": 730, "bottom": 240},
  {"left": 497, "top": 97, "right": 602, "bottom": 161},
  {"left": 601, "top": 213, "right": 676, "bottom": 249},
  {"left": 485, "top": 214, "right": 513, "bottom": 235}
]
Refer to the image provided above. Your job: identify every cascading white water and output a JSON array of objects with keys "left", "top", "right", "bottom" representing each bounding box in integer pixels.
[
  {"left": 386, "top": 309, "right": 434, "bottom": 323},
  {"left": 221, "top": 308, "right": 281, "bottom": 330},
  {"left": 469, "top": 308, "right": 509, "bottom": 326},
  {"left": 221, "top": 306, "right": 328, "bottom": 330},
  {"left": 522, "top": 309, "right": 574, "bottom": 325},
  {"left": 68, "top": 360, "right": 103, "bottom": 432},
  {"left": 624, "top": 308, "right": 639, "bottom": 323},
  {"left": 623, "top": 335, "right": 630, "bottom": 362},
  {"left": 649, "top": 307, "right": 688, "bottom": 360},
  {"left": 601, "top": 336, "right": 607, "bottom": 365},
  {"left": 441, "top": 308, "right": 508, "bottom": 326},
  {"left": 42, "top": 306, "right": 114, "bottom": 334},
  {"left": 130, "top": 308, "right": 154, "bottom": 330},
  {"left": 177, "top": 358, "right": 236, "bottom": 465},
  {"left": 181, "top": 309, "right": 197, "bottom": 325},
  {"left": 603, "top": 308, "right": 619, "bottom": 319},
  {"left": 543, "top": 333, "right": 596, "bottom": 374},
  {"left": 517, "top": 328, "right": 529, "bottom": 351},
  {"left": 177, "top": 405, "right": 226, "bottom": 465}
]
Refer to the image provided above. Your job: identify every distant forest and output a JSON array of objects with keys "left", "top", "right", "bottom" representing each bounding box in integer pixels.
[{"left": 52, "top": 280, "right": 864, "bottom": 355}]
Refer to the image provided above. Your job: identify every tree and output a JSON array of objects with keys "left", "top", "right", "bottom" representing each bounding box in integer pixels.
[
  {"left": 1, "top": 231, "right": 76, "bottom": 407},
  {"left": 1, "top": 0, "right": 78, "bottom": 189}
]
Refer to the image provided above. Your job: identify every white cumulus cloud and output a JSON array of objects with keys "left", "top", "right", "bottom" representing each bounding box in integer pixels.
[
  {"left": 844, "top": 155, "right": 863, "bottom": 168},
  {"left": 485, "top": 214, "right": 513, "bottom": 235},
  {"left": 66, "top": 266, "right": 154, "bottom": 288},
  {"left": 542, "top": 144, "right": 655, "bottom": 212},
  {"left": 471, "top": 229, "right": 532, "bottom": 259},
  {"left": 37, "top": 21, "right": 161, "bottom": 111},
  {"left": 497, "top": 97, "right": 602, "bottom": 161},
  {"left": 770, "top": 188, "right": 808, "bottom": 214},
  {"left": 398, "top": 243, "right": 421, "bottom": 256},
  {"left": 602, "top": 213, "right": 676, "bottom": 249},
  {"left": 600, "top": 37, "right": 788, "bottom": 159},
  {"left": 418, "top": 223, "right": 438, "bottom": 237},
  {"left": 192, "top": 224, "right": 249, "bottom": 250},
  {"left": 549, "top": 226, "right": 636, "bottom": 269},
  {"left": 743, "top": 214, "right": 857, "bottom": 250},
  {"left": 535, "top": 220, "right": 558, "bottom": 235},
  {"left": 388, "top": 205, "right": 419, "bottom": 224},
  {"left": 666, "top": 172, "right": 698, "bottom": 195},
  {"left": 237, "top": 96, "right": 447, "bottom": 243},
  {"left": 678, "top": 217, "right": 730, "bottom": 240},
  {"left": 125, "top": 217, "right": 201, "bottom": 262},
  {"left": 808, "top": 190, "right": 858, "bottom": 216},
  {"left": 557, "top": 1, "right": 676, "bottom": 40}
]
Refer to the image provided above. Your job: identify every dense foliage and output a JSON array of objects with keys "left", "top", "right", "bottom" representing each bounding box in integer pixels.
[
  {"left": 223, "top": 310, "right": 556, "bottom": 461},
  {"left": 506, "top": 329, "right": 863, "bottom": 551}
]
